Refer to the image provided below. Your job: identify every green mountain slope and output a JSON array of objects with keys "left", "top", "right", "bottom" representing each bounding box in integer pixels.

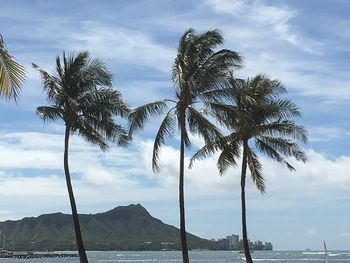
[{"left": 0, "top": 204, "right": 216, "bottom": 251}]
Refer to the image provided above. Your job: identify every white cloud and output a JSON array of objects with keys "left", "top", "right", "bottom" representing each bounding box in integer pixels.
[
  {"left": 139, "top": 138, "right": 350, "bottom": 198},
  {"left": 0, "top": 141, "right": 61, "bottom": 170},
  {"left": 139, "top": 139, "right": 241, "bottom": 193},
  {"left": 0, "top": 174, "right": 66, "bottom": 197},
  {"left": 0, "top": 128, "right": 350, "bottom": 221},
  {"left": 307, "top": 126, "right": 350, "bottom": 142},
  {"left": 0, "top": 131, "right": 176, "bottom": 220},
  {"left": 307, "top": 228, "right": 318, "bottom": 237}
]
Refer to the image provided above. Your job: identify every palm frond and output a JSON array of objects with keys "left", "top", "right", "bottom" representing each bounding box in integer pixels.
[
  {"left": 189, "top": 134, "right": 230, "bottom": 168},
  {"left": 81, "top": 57, "right": 112, "bottom": 89},
  {"left": 172, "top": 29, "right": 194, "bottom": 87},
  {"left": 74, "top": 118, "right": 109, "bottom": 151},
  {"left": 107, "top": 123, "right": 130, "bottom": 147},
  {"left": 249, "top": 74, "right": 286, "bottom": 100},
  {"left": 257, "top": 136, "right": 307, "bottom": 163},
  {"left": 62, "top": 52, "right": 88, "bottom": 96},
  {"left": 265, "top": 99, "right": 301, "bottom": 119},
  {"left": 32, "top": 63, "right": 60, "bottom": 102},
  {"left": 152, "top": 110, "right": 176, "bottom": 172},
  {"left": 0, "top": 35, "right": 25, "bottom": 100},
  {"left": 189, "top": 141, "right": 218, "bottom": 168},
  {"left": 205, "top": 101, "right": 239, "bottom": 129},
  {"left": 128, "top": 100, "right": 169, "bottom": 135},
  {"left": 255, "top": 137, "right": 302, "bottom": 171},
  {"left": 196, "top": 49, "right": 242, "bottom": 93},
  {"left": 189, "top": 29, "right": 224, "bottom": 66},
  {"left": 81, "top": 111, "right": 130, "bottom": 147},
  {"left": 79, "top": 88, "right": 130, "bottom": 119},
  {"left": 192, "top": 29, "right": 224, "bottom": 53},
  {"left": 259, "top": 119, "right": 308, "bottom": 143},
  {"left": 36, "top": 106, "right": 62, "bottom": 122},
  {"left": 187, "top": 106, "right": 222, "bottom": 144},
  {"left": 217, "top": 142, "right": 240, "bottom": 174},
  {"left": 199, "top": 84, "right": 230, "bottom": 102},
  {"left": 246, "top": 147, "right": 265, "bottom": 193}
]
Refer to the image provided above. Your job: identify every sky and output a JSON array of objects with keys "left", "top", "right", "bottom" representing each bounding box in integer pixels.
[{"left": 0, "top": 0, "right": 350, "bottom": 251}]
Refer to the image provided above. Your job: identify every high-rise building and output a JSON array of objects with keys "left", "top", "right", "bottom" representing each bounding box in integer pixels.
[{"left": 226, "top": 234, "right": 239, "bottom": 250}]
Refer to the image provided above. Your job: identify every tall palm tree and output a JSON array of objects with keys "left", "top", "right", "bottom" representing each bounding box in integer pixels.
[
  {"left": 33, "top": 52, "right": 129, "bottom": 263},
  {"left": 0, "top": 34, "right": 25, "bottom": 100},
  {"left": 190, "top": 74, "right": 307, "bottom": 263},
  {"left": 129, "top": 29, "right": 242, "bottom": 263}
]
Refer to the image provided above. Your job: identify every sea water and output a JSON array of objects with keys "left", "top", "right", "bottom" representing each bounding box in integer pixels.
[{"left": 1, "top": 250, "right": 350, "bottom": 262}]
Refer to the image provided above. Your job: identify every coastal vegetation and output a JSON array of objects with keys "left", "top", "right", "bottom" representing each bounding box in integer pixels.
[
  {"left": 1, "top": 27, "right": 307, "bottom": 263},
  {"left": 190, "top": 73, "right": 307, "bottom": 262},
  {"left": 33, "top": 52, "right": 130, "bottom": 263},
  {"left": 128, "top": 29, "right": 242, "bottom": 263}
]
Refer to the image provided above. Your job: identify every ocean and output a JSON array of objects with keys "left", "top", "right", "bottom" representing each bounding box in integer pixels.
[{"left": 1, "top": 250, "right": 349, "bottom": 262}]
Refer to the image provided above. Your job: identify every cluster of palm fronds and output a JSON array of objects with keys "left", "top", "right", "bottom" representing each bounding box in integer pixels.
[
  {"left": 0, "top": 34, "right": 25, "bottom": 100},
  {"left": 1, "top": 29, "right": 307, "bottom": 263}
]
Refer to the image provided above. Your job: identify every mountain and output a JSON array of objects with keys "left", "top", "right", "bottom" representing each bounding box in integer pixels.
[{"left": 0, "top": 204, "right": 216, "bottom": 251}]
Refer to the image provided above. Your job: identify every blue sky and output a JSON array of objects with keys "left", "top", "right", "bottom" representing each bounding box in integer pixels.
[{"left": 0, "top": 0, "right": 350, "bottom": 250}]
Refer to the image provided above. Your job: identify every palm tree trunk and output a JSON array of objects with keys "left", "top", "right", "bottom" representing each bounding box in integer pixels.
[
  {"left": 64, "top": 126, "right": 89, "bottom": 263},
  {"left": 179, "top": 121, "right": 190, "bottom": 263},
  {"left": 241, "top": 142, "right": 253, "bottom": 263}
]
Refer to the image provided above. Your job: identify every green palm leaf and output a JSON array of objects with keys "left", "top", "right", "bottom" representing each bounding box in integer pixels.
[
  {"left": 128, "top": 100, "right": 169, "bottom": 135},
  {"left": 36, "top": 106, "right": 62, "bottom": 122},
  {"left": 256, "top": 136, "right": 306, "bottom": 163},
  {"left": 187, "top": 106, "right": 222, "bottom": 144},
  {"left": 259, "top": 119, "right": 308, "bottom": 142},
  {"left": 246, "top": 147, "right": 265, "bottom": 193},
  {"left": 0, "top": 34, "right": 25, "bottom": 100},
  {"left": 216, "top": 139, "right": 241, "bottom": 174},
  {"left": 152, "top": 110, "right": 176, "bottom": 172}
]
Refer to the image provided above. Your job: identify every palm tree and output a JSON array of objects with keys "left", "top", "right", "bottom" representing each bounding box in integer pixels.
[
  {"left": 128, "top": 29, "right": 242, "bottom": 263},
  {"left": 33, "top": 52, "right": 129, "bottom": 263},
  {"left": 0, "top": 34, "right": 25, "bottom": 100},
  {"left": 190, "top": 74, "right": 307, "bottom": 263}
]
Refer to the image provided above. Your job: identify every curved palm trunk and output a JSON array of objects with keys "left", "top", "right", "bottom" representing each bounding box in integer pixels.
[
  {"left": 64, "top": 126, "right": 89, "bottom": 263},
  {"left": 241, "top": 142, "right": 253, "bottom": 263},
  {"left": 179, "top": 121, "right": 190, "bottom": 263}
]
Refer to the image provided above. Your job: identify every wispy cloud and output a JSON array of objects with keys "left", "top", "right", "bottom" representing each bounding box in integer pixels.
[
  {"left": 204, "top": 0, "right": 321, "bottom": 54},
  {"left": 308, "top": 126, "right": 350, "bottom": 142},
  {"left": 66, "top": 22, "right": 175, "bottom": 74}
]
